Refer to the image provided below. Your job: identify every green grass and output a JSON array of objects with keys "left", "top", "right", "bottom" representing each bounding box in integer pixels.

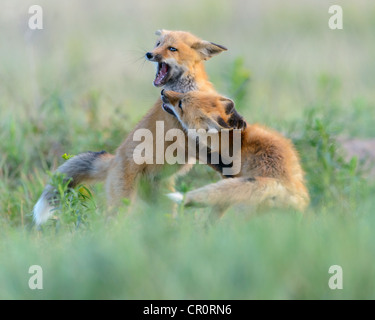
[
  {"left": 1, "top": 0, "right": 375, "bottom": 300},
  {"left": 1, "top": 210, "right": 375, "bottom": 299}
]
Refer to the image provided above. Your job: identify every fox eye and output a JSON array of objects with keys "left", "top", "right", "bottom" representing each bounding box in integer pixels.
[
  {"left": 156, "top": 41, "right": 161, "bottom": 47},
  {"left": 168, "top": 47, "right": 178, "bottom": 52},
  {"left": 178, "top": 100, "right": 183, "bottom": 109}
]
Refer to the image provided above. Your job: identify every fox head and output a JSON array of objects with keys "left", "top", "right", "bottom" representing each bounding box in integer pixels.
[
  {"left": 160, "top": 90, "right": 247, "bottom": 132},
  {"left": 145, "top": 30, "right": 227, "bottom": 89}
]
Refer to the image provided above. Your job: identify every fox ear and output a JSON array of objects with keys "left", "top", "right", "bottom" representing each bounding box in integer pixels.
[
  {"left": 155, "top": 29, "right": 169, "bottom": 36},
  {"left": 192, "top": 41, "right": 227, "bottom": 60}
]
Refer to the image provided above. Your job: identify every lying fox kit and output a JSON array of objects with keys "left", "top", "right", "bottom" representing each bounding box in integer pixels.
[{"left": 161, "top": 90, "right": 310, "bottom": 221}]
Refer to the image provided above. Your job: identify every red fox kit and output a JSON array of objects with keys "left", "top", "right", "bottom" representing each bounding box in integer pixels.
[
  {"left": 33, "top": 30, "right": 227, "bottom": 225},
  {"left": 161, "top": 90, "right": 310, "bottom": 221}
]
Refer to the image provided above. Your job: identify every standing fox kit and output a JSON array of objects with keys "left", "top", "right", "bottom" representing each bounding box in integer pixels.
[
  {"left": 33, "top": 30, "right": 227, "bottom": 225},
  {"left": 161, "top": 90, "right": 310, "bottom": 221}
]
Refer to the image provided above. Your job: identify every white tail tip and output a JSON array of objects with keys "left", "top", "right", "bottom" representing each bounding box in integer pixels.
[
  {"left": 33, "top": 196, "right": 53, "bottom": 226},
  {"left": 166, "top": 192, "right": 184, "bottom": 204}
]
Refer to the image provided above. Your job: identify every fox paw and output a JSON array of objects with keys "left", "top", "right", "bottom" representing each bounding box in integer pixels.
[{"left": 166, "top": 192, "right": 184, "bottom": 204}]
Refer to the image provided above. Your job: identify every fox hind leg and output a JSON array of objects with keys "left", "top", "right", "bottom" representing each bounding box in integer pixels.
[{"left": 182, "top": 177, "right": 307, "bottom": 220}]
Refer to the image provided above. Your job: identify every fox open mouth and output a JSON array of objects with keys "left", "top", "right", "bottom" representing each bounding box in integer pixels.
[
  {"left": 162, "top": 103, "right": 176, "bottom": 117},
  {"left": 154, "top": 62, "right": 170, "bottom": 87}
]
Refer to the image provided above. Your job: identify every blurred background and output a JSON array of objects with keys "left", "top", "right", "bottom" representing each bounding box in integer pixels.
[
  {"left": 1, "top": 0, "right": 375, "bottom": 299},
  {"left": 1, "top": 0, "right": 374, "bottom": 126}
]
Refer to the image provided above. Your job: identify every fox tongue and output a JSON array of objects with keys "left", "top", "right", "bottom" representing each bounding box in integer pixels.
[{"left": 155, "top": 63, "right": 168, "bottom": 86}]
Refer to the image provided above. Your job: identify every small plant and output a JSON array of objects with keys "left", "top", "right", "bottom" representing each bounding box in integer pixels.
[
  {"left": 61, "top": 153, "right": 74, "bottom": 160},
  {"left": 48, "top": 171, "right": 97, "bottom": 231},
  {"left": 293, "top": 108, "right": 367, "bottom": 213}
]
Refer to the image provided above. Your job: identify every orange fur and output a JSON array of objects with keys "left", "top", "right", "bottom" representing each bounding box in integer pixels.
[
  {"left": 33, "top": 30, "right": 227, "bottom": 224},
  {"left": 161, "top": 90, "right": 310, "bottom": 221},
  {"left": 105, "top": 31, "right": 227, "bottom": 204}
]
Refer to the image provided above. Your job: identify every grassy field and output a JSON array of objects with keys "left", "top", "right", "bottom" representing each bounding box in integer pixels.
[{"left": 1, "top": 0, "right": 375, "bottom": 299}]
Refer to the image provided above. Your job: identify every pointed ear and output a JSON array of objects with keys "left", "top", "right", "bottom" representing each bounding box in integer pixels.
[
  {"left": 155, "top": 29, "right": 169, "bottom": 36},
  {"left": 191, "top": 40, "right": 227, "bottom": 60}
]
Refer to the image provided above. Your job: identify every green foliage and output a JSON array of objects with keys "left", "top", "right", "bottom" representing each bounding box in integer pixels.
[
  {"left": 61, "top": 153, "right": 74, "bottom": 161},
  {"left": 293, "top": 108, "right": 369, "bottom": 213},
  {"left": 226, "top": 57, "right": 251, "bottom": 111},
  {"left": 1, "top": 58, "right": 374, "bottom": 298},
  {"left": 46, "top": 172, "right": 97, "bottom": 231},
  {"left": 1, "top": 60, "right": 374, "bottom": 298},
  {"left": 1, "top": 0, "right": 375, "bottom": 299}
]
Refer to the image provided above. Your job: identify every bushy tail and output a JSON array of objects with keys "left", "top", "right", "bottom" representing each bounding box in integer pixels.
[{"left": 33, "top": 151, "right": 114, "bottom": 225}]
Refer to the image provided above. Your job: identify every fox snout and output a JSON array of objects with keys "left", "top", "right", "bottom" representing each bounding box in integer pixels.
[{"left": 145, "top": 52, "right": 162, "bottom": 62}]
